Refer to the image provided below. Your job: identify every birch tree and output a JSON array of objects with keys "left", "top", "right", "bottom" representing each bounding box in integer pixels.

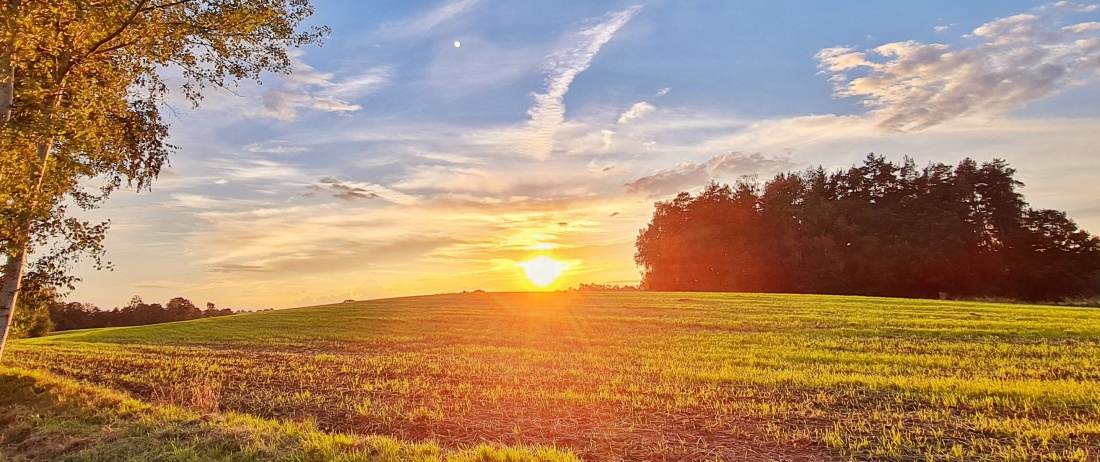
[{"left": 0, "top": 0, "right": 326, "bottom": 361}]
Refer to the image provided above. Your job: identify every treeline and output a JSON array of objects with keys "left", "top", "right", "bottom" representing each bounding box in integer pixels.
[
  {"left": 566, "top": 283, "right": 640, "bottom": 292},
  {"left": 49, "top": 296, "right": 236, "bottom": 331},
  {"left": 10, "top": 289, "right": 240, "bottom": 339},
  {"left": 635, "top": 155, "right": 1100, "bottom": 301}
]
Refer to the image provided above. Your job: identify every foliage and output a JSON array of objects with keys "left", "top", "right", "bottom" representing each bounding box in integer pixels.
[
  {"left": 5, "top": 292, "right": 1100, "bottom": 460},
  {"left": 635, "top": 155, "right": 1100, "bottom": 301},
  {"left": 5, "top": 277, "right": 52, "bottom": 339}
]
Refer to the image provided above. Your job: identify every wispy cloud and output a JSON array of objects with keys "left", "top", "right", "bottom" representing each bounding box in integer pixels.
[
  {"left": 242, "top": 141, "right": 308, "bottom": 156},
  {"left": 624, "top": 152, "right": 797, "bottom": 197},
  {"left": 378, "top": 0, "right": 484, "bottom": 37},
  {"left": 617, "top": 101, "right": 655, "bottom": 124},
  {"left": 314, "top": 177, "right": 419, "bottom": 205},
  {"left": 260, "top": 55, "right": 391, "bottom": 121},
  {"left": 321, "top": 67, "right": 394, "bottom": 99},
  {"left": 526, "top": 5, "right": 643, "bottom": 159},
  {"left": 817, "top": 1, "right": 1100, "bottom": 131},
  {"left": 208, "top": 158, "right": 310, "bottom": 185}
]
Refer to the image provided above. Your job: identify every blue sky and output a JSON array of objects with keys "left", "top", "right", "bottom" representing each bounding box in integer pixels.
[{"left": 69, "top": 1, "right": 1100, "bottom": 309}]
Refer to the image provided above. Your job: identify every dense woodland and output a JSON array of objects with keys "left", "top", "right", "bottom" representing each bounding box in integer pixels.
[{"left": 635, "top": 155, "right": 1100, "bottom": 301}]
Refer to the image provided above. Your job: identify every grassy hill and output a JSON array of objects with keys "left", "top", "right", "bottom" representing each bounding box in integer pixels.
[{"left": 3, "top": 292, "right": 1099, "bottom": 461}]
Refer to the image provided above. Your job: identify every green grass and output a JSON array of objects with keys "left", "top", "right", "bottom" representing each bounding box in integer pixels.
[
  {"left": 0, "top": 368, "right": 577, "bottom": 462},
  {"left": 4, "top": 292, "right": 1100, "bottom": 460}
]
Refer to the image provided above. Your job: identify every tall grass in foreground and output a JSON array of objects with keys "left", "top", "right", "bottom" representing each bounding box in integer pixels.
[{"left": 4, "top": 292, "right": 1100, "bottom": 461}]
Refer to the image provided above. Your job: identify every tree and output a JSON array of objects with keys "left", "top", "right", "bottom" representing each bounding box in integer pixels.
[
  {"left": 165, "top": 296, "right": 200, "bottom": 321},
  {"left": 0, "top": 0, "right": 327, "bottom": 362},
  {"left": 635, "top": 155, "right": 1100, "bottom": 301}
]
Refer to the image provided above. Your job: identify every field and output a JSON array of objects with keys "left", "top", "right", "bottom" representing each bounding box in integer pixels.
[{"left": 2, "top": 292, "right": 1100, "bottom": 461}]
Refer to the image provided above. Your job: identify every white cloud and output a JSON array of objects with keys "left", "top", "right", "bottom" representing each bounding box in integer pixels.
[
  {"left": 261, "top": 89, "right": 311, "bottom": 121},
  {"left": 208, "top": 158, "right": 310, "bottom": 184},
  {"left": 378, "top": 0, "right": 483, "bottom": 37},
  {"left": 817, "top": 2, "right": 1100, "bottom": 131},
  {"left": 624, "top": 152, "right": 796, "bottom": 197},
  {"left": 321, "top": 67, "right": 394, "bottom": 98},
  {"left": 165, "top": 194, "right": 258, "bottom": 211},
  {"left": 308, "top": 97, "right": 362, "bottom": 113},
  {"left": 259, "top": 56, "right": 388, "bottom": 121},
  {"left": 243, "top": 141, "right": 308, "bottom": 155},
  {"left": 281, "top": 54, "right": 335, "bottom": 89},
  {"left": 617, "top": 101, "right": 655, "bottom": 124},
  {"left": 526, "top": 5, "right": 643, "bottom": 159},
  {"left": 656, "top": 87, "right": 671, "bottom": 97}
]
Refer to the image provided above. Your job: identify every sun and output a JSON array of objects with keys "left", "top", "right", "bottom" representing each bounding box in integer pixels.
[{"left": 517, "top": 256, "right": 567, "bottom": 288}]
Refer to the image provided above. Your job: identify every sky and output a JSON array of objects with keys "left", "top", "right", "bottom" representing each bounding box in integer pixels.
[{"left": 66, "top": 0, "right": 1100, "bottom": 309}]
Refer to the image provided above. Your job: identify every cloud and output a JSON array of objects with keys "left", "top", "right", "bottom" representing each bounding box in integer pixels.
[
  {"left": 708, "top": 151, "right": 799, "bottom": 175},
  {"left": 281, "top": 56, "right": 335, "bottom": 89},
  {"left": 242, "top": 141, "right": 308, "bottom": 155},
  {"left": 262, "top": 88, "right": 361, "bottom": 121},
  {"left": 817, "top": 2, "right": 1100, "bottom": 131},
  {"left": 624, "top": 152, "right": 797, "bottom": 197},
  {"left": 378, "top": 0, "right": 483, "bottom": 37},
  {"left": 321, "top": 67, "right": 394, "bottom": 99},
  {"left": 623, "top": 162, "right": 710, "bottom": 197},
  {"left": 617, "top": 101, "right": 655, "bottom": 124},
  {"left": 210, "top": 158, "right": 309, "bottom": 184},
  {"left": 261, "top": 89, "right": 314, "bottom": 121},
  {"left": 316, "top": 177, "right": 418, "bottom": 204},
  {"left": 259, "top": 56, "right": 390, "bottom": 121},
  {"left": 526, "top": 5, "right": 643, "bottom": 159},
  {"left": 165, "top": 194, "right": 257, "bottom": 211},
  {"left": 656, "top": 87, "right": 671, "bottom": 97}
]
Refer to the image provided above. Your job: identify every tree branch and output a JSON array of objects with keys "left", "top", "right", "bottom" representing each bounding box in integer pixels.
[{"left": 85, "top": 0, "right": 149, "bottom": 57}]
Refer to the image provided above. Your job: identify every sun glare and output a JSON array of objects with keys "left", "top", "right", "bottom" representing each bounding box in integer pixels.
[{"left": 518, "top": 256, "right": 567, "bottom": 287}]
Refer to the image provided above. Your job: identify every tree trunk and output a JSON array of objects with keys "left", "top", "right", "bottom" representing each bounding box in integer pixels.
[
  {"left": 0, "top": 138, "right": 53, "bottom": 363},
  {"left": 0, "top": 246, "right": 27, "bottom": 364},
  {"left": 0, "top": 51, "right": 12, "bottom": 122},
  {"left": 0, "top": 0, "right": 20, "bottom": 364},
  {"left": 0, "top": 0, "right": 21, "bottom": 124}
]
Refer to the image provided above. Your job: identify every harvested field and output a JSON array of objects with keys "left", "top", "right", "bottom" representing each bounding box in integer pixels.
[{"left": 4, "top": 292, "right": 1100, "bottom": 461}]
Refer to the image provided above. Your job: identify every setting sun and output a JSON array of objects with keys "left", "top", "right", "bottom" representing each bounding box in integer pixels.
[{"left": 517, "top": 256, "right": 567, "bottom": 287}]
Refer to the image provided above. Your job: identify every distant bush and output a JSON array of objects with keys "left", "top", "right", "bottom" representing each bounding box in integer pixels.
[{"left": 567, "top": 283, "right": 640, "bottom": 292}]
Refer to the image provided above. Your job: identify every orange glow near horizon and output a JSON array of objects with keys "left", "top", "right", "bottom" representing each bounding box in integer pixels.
[{"left": 517, "top": 256, "right": 568, "bottom": 287}]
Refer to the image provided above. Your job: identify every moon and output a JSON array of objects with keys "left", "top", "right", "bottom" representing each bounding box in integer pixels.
[{"left": 453, "top": 40, "right": 461, "bottom": 48}]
